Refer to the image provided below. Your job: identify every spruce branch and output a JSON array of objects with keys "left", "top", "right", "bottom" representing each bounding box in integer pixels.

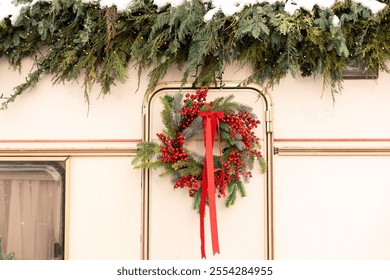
[
  {"left": 1, "top": 64, "right": 45, "bottom": 110},
  {"left": 237, "top": 180, "right": 246, "bottom": 198},
  {"left": 172, "top": 93, "right": 183, "bottom": 130},
  {"left": 192, "top": 188, "right": 202, "bottom": 212},
  {"left": 132, "top": 141, "right": 161, "bottom": 167},
  {"left": 226, "top": 182, "right": 237, "bottom": 207},
  {"left": 159, "top": 95, "right": 176, "bottom": 138},
  {"left": 258, "top": 156, "right": 267, "bottom": 174},
  {"left": 172, "top": 158, "right": 203, "bottom": 176}
]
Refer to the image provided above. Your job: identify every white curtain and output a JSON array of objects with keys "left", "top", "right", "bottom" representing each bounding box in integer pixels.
[{"left": 0, "top": 176, "right": 61, "bottom": 260}]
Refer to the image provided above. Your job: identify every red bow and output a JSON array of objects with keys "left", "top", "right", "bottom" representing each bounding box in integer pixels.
[{"left": 198, "top": 110, "right": 224, "bottom": 259}]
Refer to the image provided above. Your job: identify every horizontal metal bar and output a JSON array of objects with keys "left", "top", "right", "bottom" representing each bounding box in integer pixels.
[
  {"left": 0, "top": 148, "right": 137, "bottom": 157},
  {"left": 274, "top": 138, "right": 390, "bottom": 143},
  {"left": 275, "top": 147, "right": 390, "bottom": 156}
]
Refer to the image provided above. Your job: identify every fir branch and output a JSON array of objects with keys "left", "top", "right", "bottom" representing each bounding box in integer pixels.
[
  {"left": 1, "top": 62, "right": 45, "bottom": 110},
  {"left": 172, "top": 93, "right": 183, "bottom": 130},
  {"left": 211, "top": 98, "right": 239, "bottom": 114},
  {"left": 226, "top": 182, "right": 237, "bottom": 207},
  {"left": 146, "top": 57, "right": 176, "bottom": 96},
  {"left": 172, "top": 158, "right": 203, "bottom": 176},
  {"left": 221, "top": 130, "right": 236, "bottom": 147},
  {"left": 159, "top": 95, "right": 176, "bottom": 138},
  {"left": 192, "top": 188, "right": 202, "bottom": 212},
  {"left": 237, "top": 180, "right": 246, "bottom": 198},
  {"left": 247, "top": 154, "right": 255, "bottom": 170},
  {"left": 258, "top": 156, "right": 267, "bottom": 174},
  {"left": 236, "top": 5, "right": 270, "bottom": 39},
  {"left": 140, "top": 160, "right": 167, "bottom": 170},
  {"left": 210, "top": 96, "right": 224, "bottom": 109},
  {"left": 132, "top": 141, "right": 161, "bottom": 167},
  {"left": 219, "top": 122, "right": 229, "bottom": 132},
  {"left": 158, "top": 165, "right": 177, "bottom": 177}
]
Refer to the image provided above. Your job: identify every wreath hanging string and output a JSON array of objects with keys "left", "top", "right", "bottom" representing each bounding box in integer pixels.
[{"left": 132, "top": 87, "right": 266, "bottom": 258}]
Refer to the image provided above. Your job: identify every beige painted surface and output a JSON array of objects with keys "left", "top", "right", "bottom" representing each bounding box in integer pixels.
[
  {"left": 0, "top": 57, "right": 144, "bottom": 140},
  {"left": 272, "top": 66, "right": 390, "bottom": 259},
  {"left": 68, "top": 157, "right": 141, "bottom": 259},
  {"left": 274, "top": 156, "right": 390, "bottom": 259},
  {"left": 1, "top": 56, "right": 390, "bottom": 259},
  {"left": 272, "top": 73, "right": 390, "bottom": 139}
]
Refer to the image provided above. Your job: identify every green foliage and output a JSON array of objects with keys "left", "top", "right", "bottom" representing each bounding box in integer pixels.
[
  {"left": 210, "top": 95, "right": 239, "bottom": 114},
  {"left": 1, "top": 0, "right": 389, "bottom": 107},
  {"left": 258, "top": 155, "right": 267, "bottom": 174},
  {"left": 226, "top": 181, "right": 247, "bottom": 207},
  {"left": 220, "top": 129, "right": 236, "bottom": 147},
  {"left": 132, "top": 141, "right": 161, "bottom": 168},
  {"left": 192, "top": 187, "right": 202, "bottom": 212},
  {"left": 160, "top": 95, "right": 176, "bottom": 138},
  {"left": 0, "top": 237, "right": 15, "bottom": 260},
  {"left": 172, "top": 158, "right": 203, "bottom": 176},
  {"left": 172, "top": 93, "right": 183, "bottom": 130}
]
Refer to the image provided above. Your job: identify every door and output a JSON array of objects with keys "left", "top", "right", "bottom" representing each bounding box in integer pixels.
[{"left": 142, "top": 85, "right": 272, "bottom": 259}]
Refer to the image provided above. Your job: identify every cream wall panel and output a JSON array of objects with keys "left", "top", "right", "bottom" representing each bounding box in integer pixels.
[
  {"left": 0, "top": 58, "right": 145, "bottom": 140},
  {"left": 274, "top": 156, "right": 390, "bottom": 259},
  {"left": 272, "top": 71, "right": 390, "bottom": 139},
  {"left": 67, "top": 157, "right": 141, "bottom": 259}
]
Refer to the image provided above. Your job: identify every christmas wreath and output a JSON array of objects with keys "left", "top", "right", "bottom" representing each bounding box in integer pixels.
[
  {"left": 132, "top": 87, "right": 266, "bottom": 258},
  {"left": 132, "top": 87, "right": 266, "bottom": 209}
]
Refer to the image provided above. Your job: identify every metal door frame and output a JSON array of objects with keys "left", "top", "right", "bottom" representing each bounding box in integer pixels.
[{"left": 140, "top": 83, "right": 274, "bottom": 259}]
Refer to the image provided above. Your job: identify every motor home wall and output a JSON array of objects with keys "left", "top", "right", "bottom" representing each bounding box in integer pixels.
[{"left": 0, "top": 57, "right": 390, "bottom": 259}]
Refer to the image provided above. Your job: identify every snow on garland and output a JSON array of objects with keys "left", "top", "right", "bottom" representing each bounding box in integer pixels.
[{"left": 1, "top": 0, "right": 387, "bottom": 23}]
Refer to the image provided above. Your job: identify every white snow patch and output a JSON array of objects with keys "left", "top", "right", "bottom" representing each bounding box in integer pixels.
[
  {"left": 354, "top": 0, "right": 387, "bottom": 14},
  {"left": 0, "top": 0, "right": 387, "bottom": 25},
  {"left": 332, "top": 15, "right": 340, "bottom": 26},
  {"left": 153, "top": 0, "right": 188, "bottom": 9},
  {"left": 0, "top": 1, "right": 27, "bottom": 24}
]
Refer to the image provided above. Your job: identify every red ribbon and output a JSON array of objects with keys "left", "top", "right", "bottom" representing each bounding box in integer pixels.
[{"left": 198, "top": 110, "right": 224, "bottom": 259}]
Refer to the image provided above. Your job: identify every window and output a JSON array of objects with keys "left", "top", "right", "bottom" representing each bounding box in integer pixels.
[{"left": 0, "top": 161, "right": 65, "bottom": 260}]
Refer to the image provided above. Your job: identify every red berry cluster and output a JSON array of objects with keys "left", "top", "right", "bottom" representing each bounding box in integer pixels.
[
  {"left": 179, "top": 88, "right": 208, "bottom": 129},
  {"left": 248, "top": 149, "right": 263, "bottom": 159},
  {"left": 174, "top": 172, "right": 227, "bottom": 198},
  {"left": 223, "top": 150, "right": 252, "bottom": 182},
  {"left": 222, "top": 111, "right": 261, "bottom": 150},
  {"left": 157, "top": 132, "right": 188, "bottom": 163},
  {"left": 214, "top": 171, "right": 228, "bottom": 198},
  {"left": 174, "top": 175, "right": 200, "bottom": 197}
]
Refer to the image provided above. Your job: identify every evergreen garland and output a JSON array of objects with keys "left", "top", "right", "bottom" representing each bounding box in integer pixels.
[{"left": 0, "top": 0, "right": 389, "bottom": 108}]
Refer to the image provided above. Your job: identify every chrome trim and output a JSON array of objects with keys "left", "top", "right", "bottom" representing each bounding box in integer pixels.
[{"left": 275, "top": 147, "right": 390, "bottom": 156}]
